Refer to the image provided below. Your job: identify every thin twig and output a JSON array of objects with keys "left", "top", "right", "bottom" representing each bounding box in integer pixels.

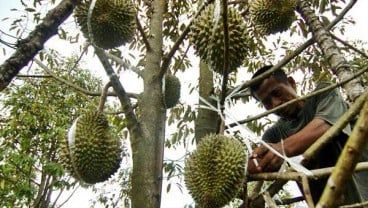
[
  {"left": 218, "top": 0, "right": 230, "bottom": 135},
  {"left": 247, "top": 161, "right": 368, "bottom": 181},
  {"left": 301, "top": 175, "right": 314, "bottom": 208},
  {"left": 339, "top": 200, "right": 368, "bottom": 208},
  {"left": 16, "top": 74, "right": 52, "bottom": 78},
  {"left": 56, "top": 184, "right": 80, "bottom": 208},
  {"left": 276, "top": 196, "right": 305, "bottom": 206},
  {"left": 34, "top": 58, "right": 139, "bottom": 98},
  {"left": 331, "top": 33, "right": 368, "bottom": 60},
  {"left": 263, "top": 191, "right": 278, "bottom": 208},
  {"left": 249, "top": 181, "right": 264, "bottom": 200},
  {"left": 104, "top": 52, "right": 142, "bottom": 75},
  {"left": 136, "top": 15, "right": 151, "bottom": 51}
]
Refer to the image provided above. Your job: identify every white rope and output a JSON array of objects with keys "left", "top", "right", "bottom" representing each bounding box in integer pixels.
[{"left": 198, "top": 89, "right": 314, "bottom": 176}]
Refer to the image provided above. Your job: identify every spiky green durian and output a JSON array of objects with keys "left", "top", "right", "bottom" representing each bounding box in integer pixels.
[
  {"left": 59, "top": 137, "right": 82, "bottom": 181},
  {"left": 189, "top": 4, "right": 250, "bottom": 74},
  {"left": 184, "top": 134, "right": 247, "bottom": 208},
  {"left": 250, "top": 0, "right": 296, "bottom": 35},
  {"left": 164, "top": 74, "right": 181, "bottom": 108},
  {"left": 60, "top": 111, "right": 121, "bottom": 184},
  {"left": 74, "top": 0, "right": 136, "bottom": 49}
]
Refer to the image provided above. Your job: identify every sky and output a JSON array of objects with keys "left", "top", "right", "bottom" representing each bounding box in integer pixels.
[{"left": 1, "top": 0, "right": 368, "bottom": 207}]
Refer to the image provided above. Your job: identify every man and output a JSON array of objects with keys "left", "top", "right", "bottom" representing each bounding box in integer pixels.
[{"left": 247, "top": 65, "right": 368, "bottom": 205}]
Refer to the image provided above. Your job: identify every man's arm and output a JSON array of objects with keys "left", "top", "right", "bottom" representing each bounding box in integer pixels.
[{"left": 248, "top": 118, "right": 330, "bottom": 173}]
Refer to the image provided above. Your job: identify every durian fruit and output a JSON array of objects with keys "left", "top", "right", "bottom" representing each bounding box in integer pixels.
[
  {"left": 59, "top": 138, "right": 82, "bottom": 181},
  {"left": 74, "top": 0, "right": 136, "bottom": 49},
  {"left": 59, "top": 111, "right": 121, "bottom": 184},
  {"left": 164, "top": 74, "right": 181, "bottom": 108},
  {"left": 189, "top": 4, "right": 250, "bottom": 74},
  {"left": 184, "top": 134, "right": 247, "bottom": 208},
  {"left": 250, "top": 0, "right": 296, "bottom": 35}
]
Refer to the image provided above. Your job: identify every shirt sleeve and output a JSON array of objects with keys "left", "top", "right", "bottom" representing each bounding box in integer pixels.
[
  {"left": 314, "top": 83, "right": 351, "bottom": 135},
  {"left": 262, "top": 127, "right": 279, "bottom": 143}
]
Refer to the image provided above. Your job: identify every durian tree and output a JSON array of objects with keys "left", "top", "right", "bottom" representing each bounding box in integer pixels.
[
  {"left": 0, "top": 55, "right": 105, "bottom": 207},
  {"left": 0, "top": 0, "right": 368, "bottom": 208}
]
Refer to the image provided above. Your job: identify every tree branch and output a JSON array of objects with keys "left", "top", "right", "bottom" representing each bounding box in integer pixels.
[
  {"left": 34, "top": 59, "right": 139, "bottom": 98},
  {"left": 302, "top": 88, "right": 368, "bottom": 164},
  {"left": 317, "top": 99, "right": 368, "bottom": 207},
  {"left": 104, "top": 52, "right": 142, "bottom": 75},
  {"left": 247, "top": 161, "right": 368, "bottom": 181},
  {"left": 98, "top": 82, "right": 111, "bottom": 112},
  {"left": 296, "top": 0, "right": 363, "bottom": 102},
  {"left": 16, "top": 74, "right": 53, "bottom": 78},
  {"left": 0, "top": 0, "right": 81, "bottom": 91},
  {"left": 94, "top": 46, "right": 140, "bottom": 133},
  {"left": 229, "top": 66, "right": 368, "bottom": 127},
  {"left": 229, "top": 0, "right": 357, "bottom": 97},
  {"left": 331, "top": 33, "right": 368, "bottom": 60},
  {"left": 218, "top": 0, "right": 230, "bottom": 135},
  {"left": 136, "top": 15, "right": 151, "bottom": 51}
]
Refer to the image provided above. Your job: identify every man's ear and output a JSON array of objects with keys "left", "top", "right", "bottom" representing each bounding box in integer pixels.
[{"left": 287, "top": 76, "right": 297, "bottom": 90}]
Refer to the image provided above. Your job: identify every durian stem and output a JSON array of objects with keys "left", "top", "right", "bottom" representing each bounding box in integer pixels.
[
  {"left": 217, "top": 0, "right": 230, "bottom": 135},
  {"left": 97, "top": 82, "right": 111, "bottom": 113},
  {"left": 94, "top": 46, "right": 139, "bottom": 131}
]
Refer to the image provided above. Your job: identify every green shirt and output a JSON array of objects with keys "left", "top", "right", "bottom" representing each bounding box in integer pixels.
[
  {"left": 261, "top": 82, "right": 368, "bottom": 204},
  {"left": 262, "top": 82, "right": 351, "bottom": 143}
]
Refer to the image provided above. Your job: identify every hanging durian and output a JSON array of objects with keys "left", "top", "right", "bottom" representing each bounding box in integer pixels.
[
  {"left": 60, "top": 111, "right": 121, "bottom": 184},
  {"left": 164, "top": 74, "right": 181, "bottom": 108},
  {"left": 184, "top": 134, "right": 247, "bottom": 208},
  {"left": 250, "top": 0, "right": 296, "bottom": 35},
  {"left": 74, "top": 0, "right": 136, "bottom": 49},
  {"left": 189, "top": 4, "right": 250, "bottom": 74}
]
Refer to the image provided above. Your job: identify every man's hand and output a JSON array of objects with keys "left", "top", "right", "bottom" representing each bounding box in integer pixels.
[{"left": 247, "top": 143, "right": 285, "bottom": 174}]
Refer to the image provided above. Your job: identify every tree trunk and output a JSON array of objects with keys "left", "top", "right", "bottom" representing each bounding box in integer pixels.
[
  {"left": 296, "top": 0, "right": 364, "bottom": 101},
  {"left": 194, "top": 60, "right": 219, "bottom": 144},
  {"left": 130, "top": 0, "right": 166, "bottom": 207}
]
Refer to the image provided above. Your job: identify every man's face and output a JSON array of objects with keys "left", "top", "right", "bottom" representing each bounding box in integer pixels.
[{"left": 253, "top": 76, "right": 301, "bottom": 119}]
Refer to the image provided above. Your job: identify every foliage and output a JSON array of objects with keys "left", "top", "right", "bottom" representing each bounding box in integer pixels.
[
  {"left": 1, "top": 0, "right": 368, "bottom": 207},
  {"left": 0, "top": 55, "right": 101, "bottom": 207}
]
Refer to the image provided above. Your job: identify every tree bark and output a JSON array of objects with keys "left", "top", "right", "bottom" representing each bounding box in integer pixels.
[
  {"left": 130, "top": 0, "right": 166, "bottom": 207},
  {"left": 0, "top": 0, "right": 80, "bottom": 91},
  {"left": 317, "top": 99, "right": 368, "bottom": 207},
  {"left": 194, "top": 60, "right": 219, "bottom": 144},
  {"left": 296, "top": 0, "right": 363, "bottom": 102}
]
